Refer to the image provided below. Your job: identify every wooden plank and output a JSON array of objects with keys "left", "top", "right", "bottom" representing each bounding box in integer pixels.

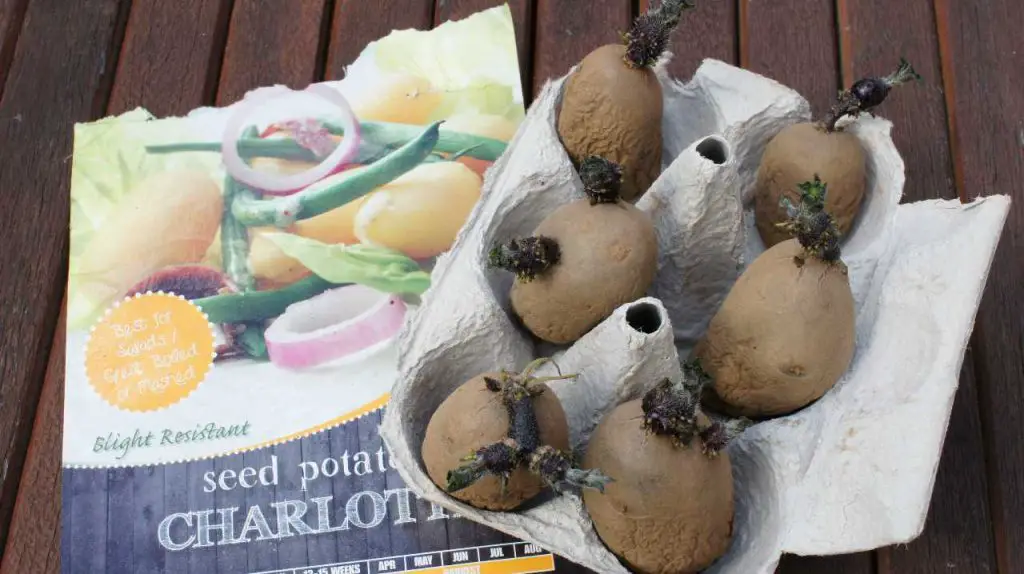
[
  {"left": 59, "top": 470, "right": 71, "bottom": 573},
  {"left": 132, "top": 466, "right": 166, "bottom": 574},
  {"left": 68, "top": 469, "right": 109, "bottom": 573},
  {"left": 186, "top": 459, "right": 219, "bottom": 573},
  {"left": 0, "top": 0, "right": 128, "bottom": 555},
  {"left": 275, "top": 440, "right": 309, "bottom": 567},
  {"left": 331, "top": 419, "right": 369, "bottom": 560},
  {"left": 132, "top": 466, "right": 166, "bottom": 573},
  {"left": 414, "top": 495, "right": 450, "bottom": 554},
  {"left": 378, "top": 413, "right": 422, "bottom": 556},
  {"left": 434, "top": 0, "right": 535, "bottom": 93},
  {"left": 639, "top": 0, "right": 739, "bottom": 80},
  {"left": 935, "top": 1, "right": 1024, "bottom": 572},
  {"left": 326, "top": 0, "right": 435, "bottom": 79},
  {"left": 0, "top": 0, "right": 29, "bottom": 92},
  {"left": 532, "top": 0, "right": 632, "bottom": 96},
  {"left": 302, "top": 432, "right": 338, "bottom": 565},
  {"left": 741, "top": 2, "right": 870, "bottom": 573},
  {"left": 3, "top": 0, "right": 229, "bottom": 569},
  {"left": 837, "top": 2, "right": 997, "bottom": 572},
  {"left": 106, "top": 468, "right": 136, "bottom": 572},
  {"left": 215, "top": 0, "right": 330, "bottom": 106},
  {"left": 213, "top": 453, "right": 248, "bottom": 572},
  {"left": 0, "top": 304, "right": 66, "bottom": 573},
  {"left": 107, "top": 0, "right": 232, "bottom": 117},
  {"left": 776, "top": 553, "right": 875, "bottom": 574},
  {"left": 162, "top": 464, "right": 190, "bottom": 574},
  {"left": 740, "top": 0, "right": 838, "bottom": 118},
  {"left": 243, "top": 447, "right": 279, "bottom": 571},
  {"left": 839, "top": 0, "right": 957, "bottom": 203},
  {"left": 358, "top": 411, "right": 393, "bottom": 559}
]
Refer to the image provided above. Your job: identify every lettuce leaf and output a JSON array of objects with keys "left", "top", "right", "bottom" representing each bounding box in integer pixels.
[
  {"left": 370, "top": 3, "right": 524, "bottom": 122},
  {"left": 262, "top": 232, "right": 431, "bottom": 295},
  {"left": 67, "top": 109, "right": 226, "bottom": 330}
]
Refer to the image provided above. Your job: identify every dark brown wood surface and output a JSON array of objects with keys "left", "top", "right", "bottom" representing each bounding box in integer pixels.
[
  {"left": 0, "top": 0, "right": 129, "bottom": 557},
  {"left": 840, "top": 2, "right": 999, "bottom": 573},
  {"left": 939, "top": 1, "right": 1024, "bottom": 573},
  {"left": 0, "top": 0, "right": 1021, "bottom": 572}
]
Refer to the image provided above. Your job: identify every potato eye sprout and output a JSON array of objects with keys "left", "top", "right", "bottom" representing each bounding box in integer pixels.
[
  {"left": 488, "top": 157, "right": 659, "bottom": 344},
  {"left": 557, "top": 1, "right": 698, "bottom": 202},
  {"left": 486, "top": 236, "right": 560, "bottom": 282},
  {"left": 623, "top": 0, "right": 696, "bottom": 69},
  {"left": 582, "top": 360, "right": 751, "bottom": 573},
  {"left": 577, "top": 155, "right": 624, "bottom": 204},
  {"left": 422, "top": 359, "right": 608, "bottom": 510},
  {"left": 445, "top": 359, "right": 612, "bottom": 496},
  {"left": 696, "top": 178, "right": 857, "bottom": 418},
  {"left": 753, "top": 58, "right": 921, "bottom": 248},
  {"left": 640, "top": 361, "right": 751, "bottom": 455},
  {"left": 822, "top": 58, "right": 922, "bottom": 132},
  {"left": 776, "top": 175, "right": 843, "bottom": 264}
]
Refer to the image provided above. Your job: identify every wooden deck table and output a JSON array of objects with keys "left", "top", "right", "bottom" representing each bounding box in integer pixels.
[{"left": 0, "top": 1, "right": 1019, "bottom": 572}]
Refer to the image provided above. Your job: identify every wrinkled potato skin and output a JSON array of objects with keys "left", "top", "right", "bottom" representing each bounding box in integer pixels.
[
  {"left": 557, "top": 44, "right": 663, "bottom": 202},
  {"left": 694, "top": 239, "right": 856, "bottom": 417},
  {"left": 753, "top": 122, "right": 866, "bottom": 247},
  {"left": 510, "top": 200, "right": 658, "bottom": 344},
  {"left": 421, "top": 374, "right": 570, "bottom": 511},
  {"left": 583, "top": 400, "right": 734, "bottom": 574}
]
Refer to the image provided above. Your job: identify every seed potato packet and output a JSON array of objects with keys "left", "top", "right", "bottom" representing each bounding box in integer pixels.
[{"left": 62, "top": 5, "right": 558, "bottom": 573}]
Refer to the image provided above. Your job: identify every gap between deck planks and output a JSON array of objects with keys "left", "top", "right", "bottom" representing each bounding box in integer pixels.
[
  {"left": 838, "top": 2, "right": 998, "bottom": 573},
  {"left": 0, "top": 0, "right": 131, "bottom": 559},
  {"left": 2, "top": 0, "right": 1020, "bottom": 573},
  {"left": 935, "top": 1, "right": 1024, "bottom": 572}
]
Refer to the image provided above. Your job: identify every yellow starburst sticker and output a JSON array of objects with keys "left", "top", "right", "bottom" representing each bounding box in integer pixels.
[{"left": 84, "top": 292, "right": 216, "bottom": 412}]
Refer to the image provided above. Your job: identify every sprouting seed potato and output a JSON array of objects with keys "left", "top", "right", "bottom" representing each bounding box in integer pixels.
[
  {"left": 421, "top": 359, "right": 612, "bottom": 511},
  {"left": 754, "top": 122, "right": 866, "bottom": 247},
  {"left": 753, "top": 59, "right": 921, "bottom": 248},
  {"left": 489, "top": 157, "right": 658, "bottom": 344},
  {"left": 557, "top": 0, "right": 697, "bottom": 201},
  {"left": 697, "top": 176, "right": 856, "bottom": 417},
  {"left": 583, "top": 364, "right": 750, "bottom": 574}
]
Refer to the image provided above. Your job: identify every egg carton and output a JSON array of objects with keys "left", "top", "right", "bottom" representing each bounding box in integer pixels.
[{"left": 379, "top": 58, "right": 1011, "bottom": 573}]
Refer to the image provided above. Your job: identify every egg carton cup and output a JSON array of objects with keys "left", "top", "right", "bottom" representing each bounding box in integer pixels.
[{"left": 380, "top": 58, "right": 1011, "bottom": 573}]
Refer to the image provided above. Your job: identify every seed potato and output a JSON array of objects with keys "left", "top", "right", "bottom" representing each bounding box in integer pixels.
[
  {"left": 421, "top": 373, "right": 570, "bottom": 510},
  {"left": 697, "top": 177, "right": 856, "bottom": 417},
  {"left": 489, "top": 158, "right": 658, "bottom": 344}
]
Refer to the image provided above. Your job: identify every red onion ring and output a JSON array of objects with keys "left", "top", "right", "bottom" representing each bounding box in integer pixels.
[
  {"left": 221, "top": 83, "right": 361, "bottom": 196},
  {"left": 263, "top": 284, "right": 407, "bottom": 369}
]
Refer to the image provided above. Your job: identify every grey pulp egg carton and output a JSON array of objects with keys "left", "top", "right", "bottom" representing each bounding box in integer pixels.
[{"left": 379, "top": 58, "right": 1011, "bottom": 573}]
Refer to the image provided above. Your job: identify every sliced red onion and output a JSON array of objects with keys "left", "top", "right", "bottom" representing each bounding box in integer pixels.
[
  {"left": 276, "top": 119, "right": 337, "bottom": 159},
  {"left": 221, "top": 83, "right": 361, "bottom": 196},
  {"left": 263, "top": 283, "right": 407, "bottom": 370}
]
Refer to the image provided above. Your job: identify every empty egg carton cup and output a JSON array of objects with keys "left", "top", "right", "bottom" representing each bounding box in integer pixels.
[{"left": 380, "top": 58, "right": 1011, "bottom": 573}]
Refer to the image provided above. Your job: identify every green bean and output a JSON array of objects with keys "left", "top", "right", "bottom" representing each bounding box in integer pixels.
[
  {"left": 329, "top": 121, "right": 508, "bottom": 161},
  {"left": 147, "top": 138, "right": 320, "bottom": 161},
  {"left": 236, "top": 325, "right": 269, "bottom": 359},
  {"left": 219, "top": 132, "right": 270, "bottom": 359},
  {"left": 144, "top": 120, "right": 506, "bottom": 161},
  {"left": 146, "top": 138, "right": 405, "bottom": 165},
  {"left": 221, "top": 176, "right": 257, "bottom": 291},
  {"left": 196, "top": 275, "right": 339, "bottom": 324},
  {"left": 231, "top": 121, "right": 443, "bottom": 227}
]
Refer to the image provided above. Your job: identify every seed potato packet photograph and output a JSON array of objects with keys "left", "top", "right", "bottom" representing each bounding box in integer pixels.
[{"left": 61, "top": 5, "right": 557, "bottom": 574}]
